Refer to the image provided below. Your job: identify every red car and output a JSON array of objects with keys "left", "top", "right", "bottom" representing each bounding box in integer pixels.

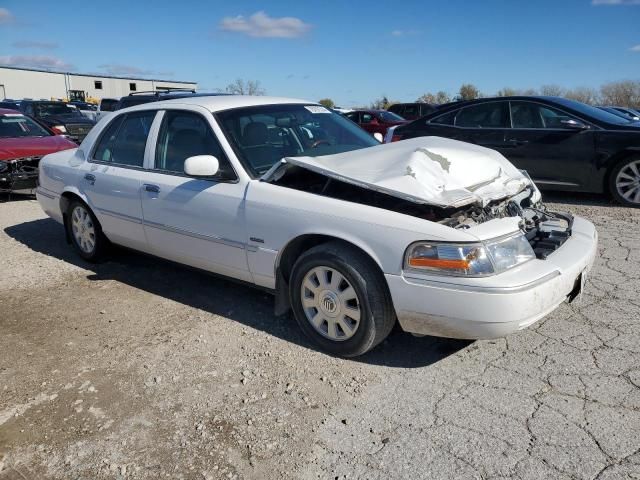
[
  {"left": 345, "top": 110, "right": 408, "bottom": 137},
  {"left": 0, "top": 109, "right": 77, "bottom": 193}
]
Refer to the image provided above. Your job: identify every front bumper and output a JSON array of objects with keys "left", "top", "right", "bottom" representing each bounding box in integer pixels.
[{"left": 386, "top": 215, "right": 598, "bottom": 339}]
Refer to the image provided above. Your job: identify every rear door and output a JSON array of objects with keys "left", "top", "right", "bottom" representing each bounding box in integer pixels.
[
  {"left": 80, "top": 110, "right": 157, "bottom": 251},
  {"left": 504, "top": 101, "right": 597, "bottom": 189}
]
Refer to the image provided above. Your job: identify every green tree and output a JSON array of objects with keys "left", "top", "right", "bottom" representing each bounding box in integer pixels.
[{"left": 318, "top": 98, "right": 335, "bottom": 109}]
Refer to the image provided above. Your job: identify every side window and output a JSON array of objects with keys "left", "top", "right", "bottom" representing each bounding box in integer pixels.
[
  {"left": 92, "top": 111, "right": 155, "bottom": 167},
  {"left": 361, "top": 113, "right": 373, "bottom": 124},
  {"left": 456, "top": 102, "right": 509, "bottom": 128},
  {"left": 429, "top": 109, "right": 457, "bottom": 126},
  {"left": 345, "top": 112, "right": 360, "bottom": 122},
  {"left": 403, "top": 105, "right": 418, "bottom": 117},
  {"left": 154, "top": 110, "right": 233, "bottom": 179},
  {"left": 510, "top": 101, "right": 577, "bottom": 129},
  {"left": 539, "top": 105, "right": 577, "bottom": 129}
]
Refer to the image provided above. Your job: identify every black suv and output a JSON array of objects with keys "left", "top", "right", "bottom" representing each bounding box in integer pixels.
[
  {"left": 19, "top": 100, "right": 95, "bottom": 143},
  {"left": 112, "top": 89, "right": 229, "bottom": 111}
]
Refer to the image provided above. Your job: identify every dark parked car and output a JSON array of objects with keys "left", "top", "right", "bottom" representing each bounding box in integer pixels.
[
  {"left": 0, "top": 100, "right": 21, "bottom": 110},
  {"left": 19, "top": 100, "right": 95, "bottom": 143},
  {"left": 387, "top": 103, "right": 437, "bottom": 120},
  {"left": 389, "top": 96, "right": 640, "bottom": 206},
  {"left": 344, "top": 109, "right": 408, "bottom": 137},
  {"left": 0, "top": 108, "right": 77, "bottom": 193}
]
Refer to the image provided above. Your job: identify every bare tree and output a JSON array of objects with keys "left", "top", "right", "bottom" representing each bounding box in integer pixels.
[
  {"left": 600, "top": 80, "right": 640, "bottom": 108},
  {"left": 318, "top": 98, "right": 335, "bottom": 109},
  {"left": 565, "top": 87, "right": 599, "bottom": 105},
  {"left": 225, "top": 79, "right": 265, "bottom": 96},
  {"left": 457, "top": 84, "right": 480, "bottom": 101},
  {"left": 495, "top": 87, "right": 518, "bottom": 97},
  {"left": 540, "top": 84, "right": 565, "bottom": 97},
  {"left": 417, "top": 91, "right": 451, "bottom": 104},
  {"left": 371, "top": 95, "right": 396, "bottom": 110}
]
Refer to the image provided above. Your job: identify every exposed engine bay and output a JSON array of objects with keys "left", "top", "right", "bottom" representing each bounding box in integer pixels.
[{"left": 268, "top": 165, "right": 572, "bottom": 260}]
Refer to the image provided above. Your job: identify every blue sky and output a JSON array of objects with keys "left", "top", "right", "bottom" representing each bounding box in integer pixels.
[{"left": 1, "top": 0, "right": 639, "bottom": 106}]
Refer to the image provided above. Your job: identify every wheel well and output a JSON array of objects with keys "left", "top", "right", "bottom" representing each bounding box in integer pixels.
[
  {"left": 60, "top": 191, "right": 85, "bottom": 216},
  {"left": 603, "top": 150, "right": 640, "bottom": 194},
  {"left": 59, "top": 192, "right": 89, "bottom": 244},
  {"left": 277, "top": 234, "right": 383, "bottom": 282}
]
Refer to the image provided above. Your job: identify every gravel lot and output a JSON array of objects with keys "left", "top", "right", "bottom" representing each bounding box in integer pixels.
[{"left": 0, "top": 193, "right": 639, "bottom": 480}]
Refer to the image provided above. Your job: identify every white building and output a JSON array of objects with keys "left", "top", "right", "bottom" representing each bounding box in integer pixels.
[{"left": 0, "top": 66, "right": 198, "bottom": 102}]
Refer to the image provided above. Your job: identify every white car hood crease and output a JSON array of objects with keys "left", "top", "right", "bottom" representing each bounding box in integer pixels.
[{"left": 273, "top": 136, "right": 530, "bottom": 208}]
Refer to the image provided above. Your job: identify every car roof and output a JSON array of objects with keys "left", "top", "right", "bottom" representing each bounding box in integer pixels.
[{"left": 124, "top": 95, "right": 315, "bottom": 113}]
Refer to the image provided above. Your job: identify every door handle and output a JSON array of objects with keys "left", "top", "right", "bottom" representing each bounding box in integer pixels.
[
  {"left": 143, "top": 184, "right": 160, "bottom": 193},
  {"left": 84, "top": 173, "right": 96, "bottom": 185}
]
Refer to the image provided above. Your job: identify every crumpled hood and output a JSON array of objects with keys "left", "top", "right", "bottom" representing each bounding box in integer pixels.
[{"left": 279, "top": 136, "right": 531, "bottom": 208}]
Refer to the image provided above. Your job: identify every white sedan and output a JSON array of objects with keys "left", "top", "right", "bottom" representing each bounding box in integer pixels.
[{"left": 36, "top": 96, "right": 598, "bottom": 357}]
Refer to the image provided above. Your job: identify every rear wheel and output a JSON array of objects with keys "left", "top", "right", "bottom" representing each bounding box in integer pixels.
[
  {"left": 289, "top": 242, "right": 395, "bottom": 357},
  {"left": 610, "top": 157, "right": 640, "bottom": 207},
  {"left": 66, "top": 200, "right": 108, "bottom": 261}
]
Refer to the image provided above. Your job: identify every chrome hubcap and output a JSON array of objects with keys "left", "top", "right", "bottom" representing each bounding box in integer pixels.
[
  {"left": 616, "top": 160, "right": 640, "bottom": 204},
  {"left": 301, "top": 267, "right": 361, "bottom": 341},
  {"left": 71, "top": 206, "right": 96, "bottom": 254}
]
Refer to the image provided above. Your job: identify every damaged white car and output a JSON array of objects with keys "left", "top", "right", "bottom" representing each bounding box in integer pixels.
[{"left": 36, "top": 97, "right": 598, "bottom": 357}]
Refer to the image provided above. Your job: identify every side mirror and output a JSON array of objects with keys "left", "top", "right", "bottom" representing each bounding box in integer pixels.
[
  {"left": 560, "top": 118, "right": 588, "bottom": 130},
  {"left": 373, "top": 132, "right": 384, "bottom": 143},
  {"left": 184, "top": 155, "right": 219, "bottom": 177}
]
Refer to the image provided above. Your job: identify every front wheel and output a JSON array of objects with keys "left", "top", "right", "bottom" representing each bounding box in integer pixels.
[
  {"left": 289, "top": 242, "right": 396, "bottom": 357},
  {"left": 609, "top": 157, "right": 640, "bottom": 207},
  {"left": 66, "top": 200, "right": 108, "bottom": 261}
]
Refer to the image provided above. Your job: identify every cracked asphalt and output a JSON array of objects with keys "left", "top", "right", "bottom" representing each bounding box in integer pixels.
[{"left": 0, "top": 193, "right": 639, "bottom": 479}]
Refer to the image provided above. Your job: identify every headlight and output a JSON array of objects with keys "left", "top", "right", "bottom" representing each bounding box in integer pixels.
[
  {"left": 52, "top": 125, "right": 67, "bottom": 133},
  {"left": 405, "top": 233, "right": 535, "bottom": 277}
]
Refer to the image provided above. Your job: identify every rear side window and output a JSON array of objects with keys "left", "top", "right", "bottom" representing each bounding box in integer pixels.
[
  {"left": 361, "top": 113, "right": 373, "bottom": 124},
  {"left": 93, "top": 111, "right": 156, "bottom": 167},
  {"left": 456, "top": 102, "right": 509, "bottom": 128},
  {"left": 429, "top": 109, "right": 457, "bottom": 126},
  {"left": 388, "top": 104, "right": 403, "bottom": 115},
  {"left": 403, "top": 105, "right": 419, "bottom": 117},
  {"left": 154, "top": 110, "right": 233, "bottom": 179},
  {"left": 99, "top": 99, "right": 118, "bottom": 112}
]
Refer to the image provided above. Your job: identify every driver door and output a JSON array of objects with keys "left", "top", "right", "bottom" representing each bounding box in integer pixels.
[{"left": 140, "top": 109, "right": 251, "bottom": 282}]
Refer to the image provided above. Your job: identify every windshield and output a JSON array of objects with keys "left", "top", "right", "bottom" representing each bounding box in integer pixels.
[
  {"left": 0, "top": 114, "right": 51, "bottom": 138},
  {"left": 216, "top": 104, "right": 379, "bottom": 176},
  {"left": 35, "top": 103, "right": 82, "bottom": 117},
  {"left": 551, "top": 98, "right": 633, "bottom": 126},
  {"left": 378, "top": 111, "right": 405, "bottom": 122}
]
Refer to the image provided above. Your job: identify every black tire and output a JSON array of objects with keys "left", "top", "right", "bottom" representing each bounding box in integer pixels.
[
  {"left": 608, "top": 156, "right": 640, "bottom": 207},
  {"left": 289, "top": 241, "right": 396, "bottom": 357},
  {"left": 65, "top": 199, "right": 108, "bottom": 262}
]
